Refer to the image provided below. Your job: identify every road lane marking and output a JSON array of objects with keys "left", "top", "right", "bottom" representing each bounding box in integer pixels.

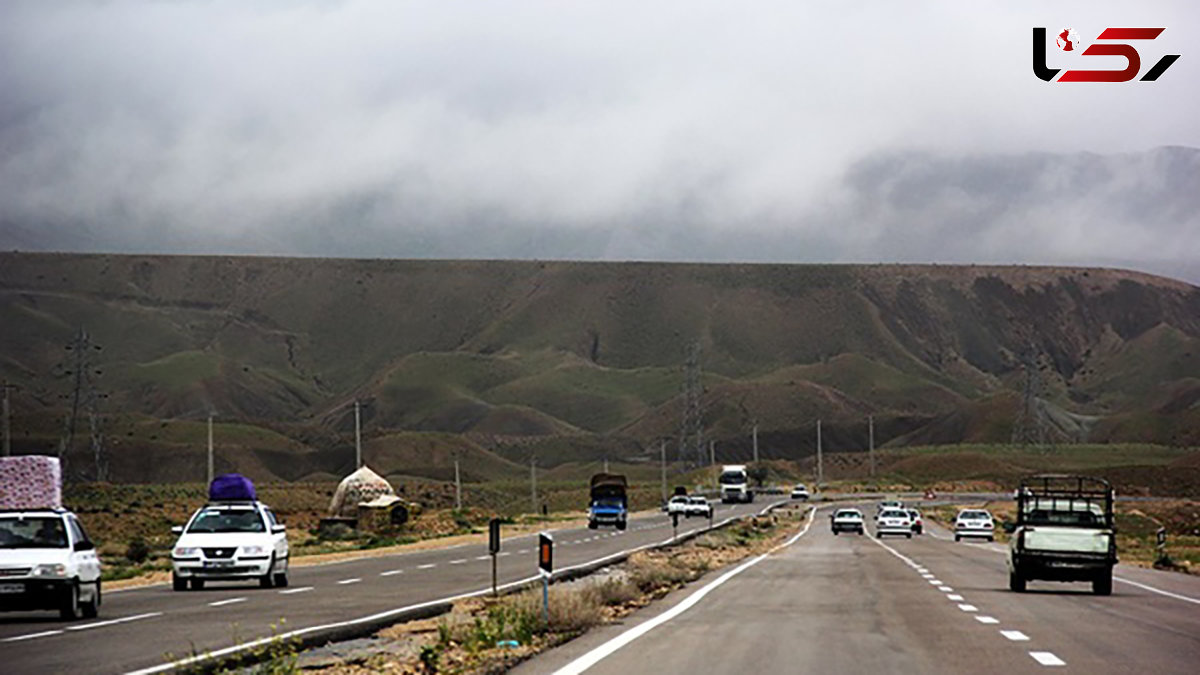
[
  {"left": 947, "top": 594, "right": 964, "bottom": 601},
  {"left": 280, "top": 586, "right": 314, "bottom": 594},
  {"left": 209, "top": 597, "right": 247, "bottom": 607},
  {"left": 550, "top": 505, "right": 817, "bottom": 675},
  {"left": 475, "top": 555, "right": 491, "bottom": 561},
  {"left": 975, "top": 616, "right": 999, "bottom": 624},
  {"left": 337, "top": 578, "right": 362, "bottom": 585},
  {"left": 380, "top": 570, "right": 403, "bottom": 576},
  {"left": 449, "top": 559, "right": 467, "bottom": 565},
  {"left": 517, "top": 549, "right": 530, "bottom": 554},
  {"left": 66, "top": 612, "right": 162, "bottom": 631},
  {"left": 1114, "top": 577, "right": 1200, "bottom": 605},
  {"left": 1002, "top": 630, "right": 1030, "bottom": 641},
  {"left": 1029, "top": 651, "right": 1066, "bottom": 666},
  {"left": 417, "top": 564, "right": 437, "bottom": 569},
  {"left": 957, "top": 604, "right": 978, "bottom": 612},
  {"left": 498, "top": 552, "right": 511, "bottom": 557},
  {"left": 938, "top": 586, "right": 953, "bottom": 592},
  {"left": 928, "top": 579, "right": 943, "bottom": 585},
  {"left": 921, "top": 573, "right": 934, "bottom": 578},
  {"left": 2, "top": 630, "right": 64, "bottom": 642}
]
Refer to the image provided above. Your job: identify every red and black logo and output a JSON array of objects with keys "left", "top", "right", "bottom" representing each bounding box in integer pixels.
[{"left": 1033, "top": 27, "right": 1180, "bottom": 82}]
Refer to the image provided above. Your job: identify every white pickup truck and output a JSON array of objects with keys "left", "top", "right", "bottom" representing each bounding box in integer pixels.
[{"left": 1006, "top": 475, "right": 1117, "bottom": 595}]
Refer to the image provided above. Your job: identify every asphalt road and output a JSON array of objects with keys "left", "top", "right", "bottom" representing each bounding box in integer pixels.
[
  {"left": 0, "top": 499, "right": 775, "bottom": 674},
  {"left": 522, "top": 506, "right": 1200, "bottom": 675}
]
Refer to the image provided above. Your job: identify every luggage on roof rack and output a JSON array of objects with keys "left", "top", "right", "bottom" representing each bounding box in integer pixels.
[
  {"left": 209, "top": 473, "right": 257, "bottom": 502},
  {"left": 0, "top": 455, "right": 63, "bottom": 510}
]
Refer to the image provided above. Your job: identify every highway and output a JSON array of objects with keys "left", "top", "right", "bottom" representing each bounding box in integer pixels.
[
  {"left": 0, "top": 500, "right": 772, "bottom": 674},
  {"left": 525, "top": 505, "right": 1200, "bottom": 675}
]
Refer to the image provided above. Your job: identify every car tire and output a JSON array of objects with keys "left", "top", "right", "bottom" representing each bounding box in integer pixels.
[
  {"left": 173, "top": 573, "right": 188, "bottom": 591},
  {"left": 81, "top": 581, "right": 100, "bottom": 619},
  {"left": 954, "top": 535, "right": 961, "bottom": 542},
  {"left": 857, "top": 529, "right": 864, "bottom": 536},
  {"left": 617, "top": 521, "right": 627, "bottom": 531},
  {"left": 1009, "top": 571, "right": 1026, "bottom": 593},
  {"left": 190, "top": 578, "right": 205, "bottom": 590},
  {"left": 260, "top": 556, "right": 276, "bottom": 589},
  {"left": 60, "top": 582, "right": 80, "bottom": 621},
  {"left": 588, "top": 521, "right": 598, "bottom": 530},
  {"left": 987, "top": 536, "right": 994, "bottom": 542},
  {"left": 1093, "top": 571, "right": 1113, "bottom": 596},
  {"left": 906, "top": 533, "right": 912, "bottom": 539},
  {"left": 833, "top": 530, "right": 839, "bottom": 535},
  {"left": 274, "top": 570, "right": 289, "bottom": 588}
]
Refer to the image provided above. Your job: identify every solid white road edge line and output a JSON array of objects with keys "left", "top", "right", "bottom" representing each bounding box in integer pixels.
[
  {"left": 550, "top": 505, "right": 817, "bottom": 675},
  {"left": 1114, "top": 576, "right": 1200, "bottom": 605},
  {"left": 2, "top": 630, "right": 63, "bottom": 642},
  {"left": 122, "top": 500, "right": 784, "bottom": 675}
]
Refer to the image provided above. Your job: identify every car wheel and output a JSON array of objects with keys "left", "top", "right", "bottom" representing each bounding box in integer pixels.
[
  {"left": 274, "top": 570, "right": 289, "bottom": 588},
  {"left": 1093, "top": 571, "right": 1113, "bottom": 596},
  {"left": 81, "top": 581, "right": 100, "bottom": 619},
  {"left": 190, "top": 578, "right": 205, "bottom": 590},
  {"left": 173, "top": 573, "right": 188, "bottom": 592},
  {"left": 588, "top": 521, "right": 598, "bottom": 530},
  {"left": 617, "top": 521, "right": 627, "bottom": 531},
  {"left": 906, "top": 533, "right": 912, "bottom": 539},
  {"left": 833, "top": 529, "right": 839, "bottom": 535},
  {"left": 857, "top": 529, "right": 864, "bottom": 535},
  {"left": 60, "top": 582, "right": 80, "bottom": 621},
  {"left": 954, "top": 535, "right": 961, "bottom": 542},
  {"left": 260, "top": 555, "right": 276, "bottom": 588},
  {"left": 1009, "top": 570, "right": 1026, "bottom": 593},
  {"left": 987, "top": 536, "right": 994, "bottom": 542}
]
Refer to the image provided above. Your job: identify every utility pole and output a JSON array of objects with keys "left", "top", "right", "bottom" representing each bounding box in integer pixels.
[
  {"left": 660, "top": 439, "right": 667, "bottom": 503},
  {"left": 816, "top": 419, "right": 823, "bottom": 486},
  {"left": 752, "top": 423, "right": 759, "bottom": 464},
  {"left": 454, "top": 454, "right": 462, "bottom": 510},
  {"left": 709, "top": 439, "right": 715, "bottom": 467},
  {"left": 530, "top": 455, "right": 538, "bottom": 514},
  {"left": 680, "top": 341, "right": 704, "bottom": 469},
  {"left": 207, "top": 413, "right": 215, "bottom": 485},
  {"left": 1, "top": 383, "right": 14, "bottom": 457},
  {"left": 354, "top": 399, "right": 363, "bottom": 469},
  {"left": 868, "top": 414, "right": 875, "bottom": 478},
  {"left": 57, "top": 328, "right": 103, "bottom": 480}
]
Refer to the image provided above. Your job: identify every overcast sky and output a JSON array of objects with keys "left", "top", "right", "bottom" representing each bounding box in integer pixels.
[{"left": 1, "top": 1, "right": 1197, "bottom": 283}]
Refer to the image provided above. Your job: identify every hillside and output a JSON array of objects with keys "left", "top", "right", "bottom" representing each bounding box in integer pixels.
[{"left": 1, "top": 253, "right": 1198, "bottom": 483}]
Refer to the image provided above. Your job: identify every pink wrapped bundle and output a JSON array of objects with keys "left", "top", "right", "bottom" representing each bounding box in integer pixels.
[{"left": 0, "top": 456, "right": 63, "bottom": 510}]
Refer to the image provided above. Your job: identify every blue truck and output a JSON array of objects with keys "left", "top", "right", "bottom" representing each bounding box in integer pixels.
[{"left": 587, "top": 473, "right": 628, "bottom": 530}]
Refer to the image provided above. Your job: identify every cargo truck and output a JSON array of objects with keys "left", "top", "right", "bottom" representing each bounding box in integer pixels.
[{"left": 719, "top": 464, "right": 753, "bottom": 504}]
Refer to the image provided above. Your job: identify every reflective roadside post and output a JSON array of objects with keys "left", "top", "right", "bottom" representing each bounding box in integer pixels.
[
  {"left": 671, "top": 511, "right": 680, "bottom": 542},
  {"left": 489, "top": 518, "right": 502, "bottom": 597},
  {"left": 1156, "top": 527, "right": 1168, "bottom": 566},
  {"left": 538, "top": 532, "right": 553, "bottom": 626}
]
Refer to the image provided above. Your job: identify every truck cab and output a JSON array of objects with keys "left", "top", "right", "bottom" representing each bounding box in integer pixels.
[
  {"left": 588, "top": 473, "right": 628, "bottom": 531},
  {"left": 1007, "top": 475, "right": 1117, "bottom": 595},
  {"left": 719, "top": 465, "right": 753, "bottom": 504}
]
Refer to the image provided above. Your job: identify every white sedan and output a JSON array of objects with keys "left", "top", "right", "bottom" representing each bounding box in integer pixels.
[
  {"left": 954, "top": 509, "right": 995, "bottom": 542},
  {"left": 685, "top": 496, "right": 713, "bottom": 518},
  {"left": 875, "top": 509, "right": 914, "bottom": 538}
]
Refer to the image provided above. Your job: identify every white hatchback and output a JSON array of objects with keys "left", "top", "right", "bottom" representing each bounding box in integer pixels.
[
  {"left": 171, "top": 501, "right": 289, "bottom": 590},
  {"left": 0, "top": 509, "right": 102, "bottom": 619}
]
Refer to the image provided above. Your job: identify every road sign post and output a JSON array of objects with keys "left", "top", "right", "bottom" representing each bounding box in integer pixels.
[
  {"left": 489, "top": 518, "right": 502, "bottom": 597},
  {"left": 538, "top": 532, "right": 553, "bottom": 626},
  {"left": 671, "top": 511, "right": 680, "bottom": 541},
  {"left": 1156, "top": 527, "right": 1168, "bottom": 565}
]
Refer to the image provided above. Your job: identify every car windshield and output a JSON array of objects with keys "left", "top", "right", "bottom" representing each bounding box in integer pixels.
[
  {"left": 881, "top": 510, "right": 908, "bottom": 518},
  {"left": 187, "top": 508, "right": 265, "bottom": 533},
  {"left": 719, "top": 472, "right": 746, "bottom": 485},
  {"left": 836, "top": 511, "right": 861, "bottom": 519},
  {"left": 0, "top": 516, "right": 68, "bottom": 549},
  {"left": 670, "top": 496, "right": 688, "bottom": 504},
  {"left": 959, "top": 511, "right": 990, "bottom": 520},
  {"left": 689, "top": 498, "right": 706, "bottom": 504},
  {"left": 593, "top": 497, "right": 623, "bottom": 507}
]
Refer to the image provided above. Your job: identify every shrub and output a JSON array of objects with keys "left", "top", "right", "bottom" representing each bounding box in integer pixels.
[{"left": 125, "top": 537, "right": 150, "bottom": 564}]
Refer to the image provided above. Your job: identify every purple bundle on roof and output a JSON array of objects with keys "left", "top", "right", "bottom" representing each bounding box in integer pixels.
[{"left": 209, "top": 473, "right": 257, "bottom": 502}]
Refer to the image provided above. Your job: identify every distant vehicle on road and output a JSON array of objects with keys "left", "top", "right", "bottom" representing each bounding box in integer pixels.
[
  {"left": 667, "top": 495, "right": 690, "bottom": 517},
  {"left": 907, "top": 508, "right": 923, "bottom": 534},
  {"left": 831, "top": 508, "right": 865, "bottom": 535},
  {"left": 171, "top": 477, "right": 289, "bottom": 591},
  {"left": 685, "top": 496, "right": 713, "bottom": 519},
  {"left": 588, "top": 473, "right": 628, "bottom": 531},
  {"left": 790, "top": 484, "right": 810, "bottom": 500},
  {"left": 719, "top": 465, "right": 754, "bottom": 504},
  {"left": 1007, "top": 475, "right": 1117, "bottom": 596},
  {"left": 875, "top": 509, "right": 914, "bottom": 538},
  {"left": 877, "top": 500, "right": 903, "bottom": 514},
  {"left": 954, "top": 509, "right": 995, "bottom": 542}
]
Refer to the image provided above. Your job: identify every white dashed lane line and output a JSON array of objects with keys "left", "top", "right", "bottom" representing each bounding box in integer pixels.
[
  {"left": 449, "top": 559, "right": 467, "bottom": 565},
  {"left": 66, "top": 612, "right": 162, "bottom": 631},
  {"left": 947, "top": 594, "right": 964, "bottom": 601},
  {"left": 957, "top": 604, "right": 978, "bottom": 612},
  {"left": 417, "top": 563, "right": 437, "bottom": 569},
  {"left": 938, "top": 586, "right": 953, "bottom": 592},
  {"left": 975, "top": 616, "right": 1000, "bottom": 624},
  {"left": 1002, "top": 630, "right": 1030, "bottom": 641},
  {"left": 209, "top": 597, "right": 247, "bottom": 607},
  {"left": 280, "top": 586, "right": 314, "bottom": 594},
  {"left": 380, "top": 570, "right": 403, "bottom": 577},
  {"left": 1030, "top": 651, "right": 1066, "bottom": 666},
  {"left": 475, "top": 555, "right": 490, "bottom": 561},
  {"left": 337, "top": 578, "right": 362, "bottom": 585}
]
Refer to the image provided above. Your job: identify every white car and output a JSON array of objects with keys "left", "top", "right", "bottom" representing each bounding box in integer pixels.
[
  {"left": 666, "top": 495, "right": 690, "bottom": 517},
  {"left": 790, "top": 484, "right": 810, "bottom": 500},
  {"left": 0, "top": 508, "right": 102, "bottom": 619},
  {"left": 875, "top": 509, "right": 914, "bottom": 538},
  {"left": 171, "top": 501, "right": 289, "bottom": 590},
  {"left": 877, "top": 500, "right": 904, "bottom": 514},
  {"left": 831, "top": 508, "right": 865, "bottom": 535},
  {"left": 685, "top": 496, "right": 713, "bottom": 518},
  {"left": 954, "top": 509, "right": 996, "bottom": 542}
]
